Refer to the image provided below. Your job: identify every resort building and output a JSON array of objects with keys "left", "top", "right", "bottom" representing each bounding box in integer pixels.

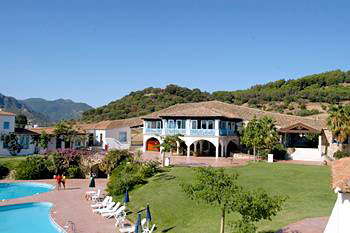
[
  {"left": 0, "top": 110, "right": 38, "bottom": 156},
  {"left": 142, "top": 101, "right": 344, "bottom": 161}
]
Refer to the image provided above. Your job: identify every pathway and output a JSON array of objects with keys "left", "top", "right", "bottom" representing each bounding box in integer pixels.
[{"left": 277, "top": 217, "right": 329, "bottom": 233}]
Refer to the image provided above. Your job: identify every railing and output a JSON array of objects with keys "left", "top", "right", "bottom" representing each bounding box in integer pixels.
[
  {"left": 190, "top": 129, "right": 215, "bottom": 136},
  {"left": 164, "top": 128, "right": 186, "bottom": 135},
  {"left": 105, "top": 138, "right": 130, "bottom": 150},
  {"left": 219, "top": 129, "right": 236, "bottom": 136},
  {"left": 145, "top": 128, "right": 162, "bottom": 135}
]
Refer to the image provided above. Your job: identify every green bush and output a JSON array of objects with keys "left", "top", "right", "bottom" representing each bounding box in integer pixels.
[
  {"left": 271, "top": 144, "right": 288, "bottom": 160},
  {"left": 67, "top": 166, "right": 85, "bottom": 179},
  {"left": 15, "top": 156, "right": 53, "bottom": 180},
  {"left": 107, "top": 161, "right": 161, "bottom": 197},
  {"left": 334, "top": 150, "right": 350, "bottom": 160},
  {"left": 0, "top": 165, "right": 10, "bottom": 179}
]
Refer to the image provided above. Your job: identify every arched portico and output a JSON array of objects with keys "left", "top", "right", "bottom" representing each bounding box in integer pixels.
[
  {"left": 143, "top": 135, "right": 162, "bottom": 152},
  {"left": 180, "top": 137, "right": 220, "bottom": 158}
]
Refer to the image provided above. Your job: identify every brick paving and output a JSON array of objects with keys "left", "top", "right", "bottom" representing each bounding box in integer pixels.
[
  {"left": 0, "top": 179, "right": 117, "bottom": 233},
  {"left": 277, "top": 217, "right": 329, "bottom": 233}
]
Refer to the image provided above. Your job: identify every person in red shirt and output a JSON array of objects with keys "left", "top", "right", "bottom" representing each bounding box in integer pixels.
[{"left": 54, "top": 174, "right": 62, "bottom": 190}]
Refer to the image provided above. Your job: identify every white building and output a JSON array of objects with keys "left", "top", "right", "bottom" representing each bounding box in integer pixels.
[
  {"left": 141, "top": 101, "right": 343, "bottom": 161},
  {"left": 0, "top": 110, "right": 37, "bottom": 156},
  {"left": 324, "top": 158, "right": 350, "bottom": 233}
]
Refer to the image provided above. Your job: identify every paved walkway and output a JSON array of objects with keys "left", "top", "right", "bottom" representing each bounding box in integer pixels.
[
  {"left": 0, "top": 179, "right": 117, "bottom": 233},
  {"left": 142, "top": 152, "right": 251, "bottom": 167},
  {"left": 277, "top": 217, "right": 329, "bottom": 233}
]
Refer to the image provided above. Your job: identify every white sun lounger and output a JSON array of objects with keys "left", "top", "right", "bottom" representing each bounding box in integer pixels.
[
  {"left": 102, "top": 205, "right": 126, "bottom": 219},
  {"left": 92, "top": 202, "right": 115, "bottom": 213},
  {"left": 99, "top": 202, "right": 121, "bottom": 215},
  {"left": 146, "top": 224, "right": 156, "bottom": 233},
  {"left": 118, "top": 218, "right": 146, "bottom": 233},
  {"left": 91, "top": 196, "right": 112, "bottom": 209},
  {"left": 91, "top": 189, "right": 101, "bottom": 202}
]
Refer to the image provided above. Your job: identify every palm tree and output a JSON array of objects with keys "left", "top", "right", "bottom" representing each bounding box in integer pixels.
[
  {"left": 327, "top": 104, "right": 350, "bottom": 151},
  {"left": 260, "top": 116, "right": 279, "bottom": 152},
  {"left": 159, "top": 134, "right": 183, "bottom": 166}
]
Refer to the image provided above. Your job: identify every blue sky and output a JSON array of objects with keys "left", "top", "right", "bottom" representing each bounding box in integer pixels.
[{"left": 1, "top": 1, "right": 350, "bottom": 107}]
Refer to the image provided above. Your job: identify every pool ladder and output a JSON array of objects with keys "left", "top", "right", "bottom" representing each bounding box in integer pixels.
[{"left": 64, "top": 221, "right": 76, "bottom": 233}]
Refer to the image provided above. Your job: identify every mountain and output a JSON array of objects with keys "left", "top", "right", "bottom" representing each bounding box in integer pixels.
[
  {"left": 0, "top": 94, "right": 50, "bottom": 126},
  {"left": 20, "top": 98, "right": 93, "bottom": 122},
  {"left": 82, "top": 70, "right": 350, "bottom": 122},
  {"left": 82, "top": 85, "right": 212, "bottom": 122}
]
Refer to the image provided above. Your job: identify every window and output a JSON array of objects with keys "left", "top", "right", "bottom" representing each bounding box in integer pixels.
[
  {"left": 75, "top": 140, "right": 81, "bottom": 147},
  {"left": 119, "top": 131, "right": 127, "bottom": 143},
  {"left": 220, "top": 121, "right": 226, "bottom": 129},
  {"left": 201, "top": 120, "right": 207, "bottom": 129},
  {"left": 168, "top": 120, "right": 174, "bottom": 129},
  {"left": 156, "top": 121, "right": 162, "bottom": 129},
  {"left": 191, "top": 120, "right": 198, "bottom": 129},
  {"left": 176, "top": 120, "right": 185, "bottom": 129},
  {"left": 20, "top": 135, "right": 29, "bottom": 149},
  {"left": 3, "top": 121, "right": 10, "bottom": 130},
  {"left": 208, "top": 120, "right": 214, "bottom": 129}
]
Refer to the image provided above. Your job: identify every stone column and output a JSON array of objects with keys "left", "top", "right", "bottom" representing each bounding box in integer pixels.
[
  {"left": 176, "top": 141, "right": 180, "bottom": 155},
  {"left": 221, "top": 142, "right": 224, "bottom": 157},
  {"left": 215, "top": 144, "right": 219, "bottom": 159},
  {"left": 187, "top": 145, "right": 191, "bottom": 158},
  {"left": 194, "top": 142, "right": 198, "bottom": 153}
]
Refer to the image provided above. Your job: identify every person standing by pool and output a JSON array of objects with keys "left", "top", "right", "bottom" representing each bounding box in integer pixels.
[
  {"left": 61, "top": 174, "right": 66, "bottom": 189},
  {"left": 54, "top": 174, "right": 62, "bottom": 190}
]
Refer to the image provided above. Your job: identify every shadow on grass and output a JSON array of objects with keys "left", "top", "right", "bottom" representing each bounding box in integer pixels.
[
  {"left": 153, "top": 173, "right": 176, "bottom": 181},
  {"left": 161, "top": 226, "right": 176, "bottom": 232}
]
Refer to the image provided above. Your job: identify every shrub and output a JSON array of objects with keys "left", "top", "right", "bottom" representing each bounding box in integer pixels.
[
  {"left": 15, "top": 156, "right": 53, "bottom": 180},
  {"left": 66, "top": 166, "right": 85, "bottom": 179},
  {"left": 107, "top": 161, "right": 161, "bottom": 197},
  {"left": 99, "top": 149, "right": 133, "bottom": 175},
  {"left": 271, "top": 144, "right": 288, "bottom": 160},
  {"left": 0, "top": 165, "right": 10, "bottom": 179},
  {"left": 334, "top": 150, "right": 350, "bottom": 160}
]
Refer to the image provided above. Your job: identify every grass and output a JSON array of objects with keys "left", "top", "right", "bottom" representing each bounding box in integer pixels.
[
  {"left": 123, "top": 162, "right": 335, "bottom": 233},
  {"left": 0, "top": 156, "right": 27, "bottom": 171}
]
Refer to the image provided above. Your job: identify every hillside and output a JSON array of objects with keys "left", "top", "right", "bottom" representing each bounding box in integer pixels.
[
  {"left": 82, "top": 70, "right": 350, "bottom": 122},
  {"left": 0, "top": 94, "right": 50, "bottom": 126},
  {"left": 21, "top": 98, "right": 93, "bottom": 122}
]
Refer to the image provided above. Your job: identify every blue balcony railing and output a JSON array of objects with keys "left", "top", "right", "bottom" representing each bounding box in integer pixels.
[
  {"left": 145, "top": 128, "right": 162, "bottom": 135},
  {"left": 190, "top": 129, "right": 215, "bottom": 136},
  {"left": 219, "top": 129, "right": 236, "bottom": 136},
  {"left": 165, "top": 129, "right": 186, "bottom": 135}
]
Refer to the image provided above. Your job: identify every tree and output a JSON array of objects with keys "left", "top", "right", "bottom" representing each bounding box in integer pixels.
[
  {"left": 159, "top": 134, "right": 182, "bottom": 166},
  {"left": 38, "top": 130, "right": 51, "bottom": 152},
  {"left": 181, "top": 167, "right": 286, "bottom": 233},
  {"left": 241, "top": 117, "right": 263, "bottom": 160},
  {"left": 53, "top": 121, "right": 83, "bottom": 148},
  {"left": 259, "top": 116, "right": 279, "bottom": 152},
  {"left": 0, "top": 133, "right": 22, "bottom": 156},
  {"left": 15, "top": 114, "right": 28, "bottom": 128},
  {"left": 327, "top": 104, "right": 350, "bottom": 151},
  {"left": 99, "top": 149, "right": 133, "bottom": 175}
]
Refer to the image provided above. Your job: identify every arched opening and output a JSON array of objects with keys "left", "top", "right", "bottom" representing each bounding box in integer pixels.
[
  {"left": 146, "top": 138, "right": 160, "bottom": 152},
  {"left": 178, "top": 141, "right": 187, "bottom": 156},
  {"left": 191, "top": 140, "right": 216, "bottom": 157},
  {"left": 226, "top": 141, "right": 240, "bottom": 157}
]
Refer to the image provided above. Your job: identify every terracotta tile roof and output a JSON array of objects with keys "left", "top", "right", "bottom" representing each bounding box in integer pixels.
[
  {"left": 142, "top": 100, "right": 327, "bottom": 130},
  {"left": 332, "top": 158, "right": 350, "bottom": 193},
  {"left": 0, "top": 110, "right": 16, "bottom": 116},
  {"left": 28, "top": 127, "right": 56, "bottom": 135},
  {"left": 15, "top": 128, "right": 40, "bottom": 135},
  {"left": 81, "top": 117, "right": 143, "bottom": 130}
]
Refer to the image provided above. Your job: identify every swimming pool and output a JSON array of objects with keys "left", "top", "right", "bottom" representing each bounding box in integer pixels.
[
  {"left": 0, "top": 182, "right": 54, "bottom": 200},
  {"left": 0, "top": 202, "right": 63, "bottom": 233}
]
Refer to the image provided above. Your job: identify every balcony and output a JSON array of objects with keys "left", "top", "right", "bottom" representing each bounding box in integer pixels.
[
  {"left": 190, "top": 129, "right": 215, "bottom": 136},
  {"left": 219, "top": 129, "right": 236, "bottom": 136},
  {"left": 165, "top": 128, "right": 187, "bottom": 135},
  {"left": 145, "top": 128, "right": 162, "bottom": 135}
]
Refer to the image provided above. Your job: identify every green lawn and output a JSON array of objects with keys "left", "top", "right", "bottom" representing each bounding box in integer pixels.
[
  {"left": 123, "top": 162, "right": 335, "bottom": 233},
  {"left": 0, "top": 156, "right": 27, "bottom": 171}
]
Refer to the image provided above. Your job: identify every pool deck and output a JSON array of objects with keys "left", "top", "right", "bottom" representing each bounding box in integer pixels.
[{"left": 0, "top": 179, "right": 117, "bottom": 233}]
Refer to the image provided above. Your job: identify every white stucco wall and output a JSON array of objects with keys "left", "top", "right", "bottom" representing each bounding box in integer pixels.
[
  {"left": 0, "top": 115, "right": 16, "bottom": 155},
  {"left": 324, "top": 190, "right": 350, "bottom": 233}
]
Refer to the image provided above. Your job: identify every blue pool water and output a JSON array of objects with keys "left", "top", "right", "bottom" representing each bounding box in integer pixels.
[
  {"left": 0, "top": 182, "right": 54, "bottom": 200},
  {"left": 0, "top": 202, "right": 62, "bottom": 233}
]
